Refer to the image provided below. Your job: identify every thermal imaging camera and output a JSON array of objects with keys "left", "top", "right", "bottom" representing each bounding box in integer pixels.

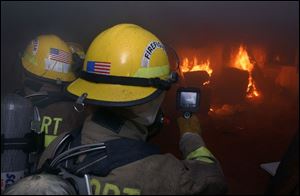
[{"left": 176, "top": 87, "right": 201, "bottom": 119}]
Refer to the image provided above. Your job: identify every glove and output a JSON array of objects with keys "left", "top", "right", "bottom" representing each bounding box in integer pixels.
[{"left": 177, "top": 115, "right": 201, "bottom": 137}]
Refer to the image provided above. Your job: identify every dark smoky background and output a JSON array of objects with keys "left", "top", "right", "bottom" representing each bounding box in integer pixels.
[{"left": 1, "top": 1, "right": 299, "bottom": 95}]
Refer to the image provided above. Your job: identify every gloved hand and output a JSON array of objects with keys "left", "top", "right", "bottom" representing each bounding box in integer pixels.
[{"left": 177, "top": 115, "right": 202, "bottom": 137}]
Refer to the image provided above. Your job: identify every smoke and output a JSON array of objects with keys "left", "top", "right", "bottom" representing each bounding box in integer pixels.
[
  {"left": 1, "top": 1, "right": 299, "bottom": 94},
  {"left": 2, "top": 1, "right": 299, "bottom": 47}
]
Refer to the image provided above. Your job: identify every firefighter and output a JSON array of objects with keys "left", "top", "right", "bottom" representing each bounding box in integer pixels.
[
  {"left": 1, "top": 35, "right": 89, "bottom": 192},
  {"left": 37, "top": 23, "right": 227, "bottom": 195},
  {"left": 19, "top": 34, "right": 90, "bottom": 171},
  {"left": 18, "top": 34, "right": 87, "bottom": 148}
]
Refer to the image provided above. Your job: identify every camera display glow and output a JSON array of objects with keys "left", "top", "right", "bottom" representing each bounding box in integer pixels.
[{"left": 180, "top": 92, "right": 197, "bottom": 108}]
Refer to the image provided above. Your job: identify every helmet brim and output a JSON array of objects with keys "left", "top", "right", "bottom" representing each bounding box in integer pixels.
[{"left": 66, "top": 77, "right": 163, "bottom": 107}]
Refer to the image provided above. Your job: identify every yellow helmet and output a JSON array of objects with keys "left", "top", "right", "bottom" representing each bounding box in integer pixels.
[
  {"left": 21, "top": 35, "right": 76, "bottom": 83},
  {"left": 67, "top": 23, "right": 177, "bottom": 107}
]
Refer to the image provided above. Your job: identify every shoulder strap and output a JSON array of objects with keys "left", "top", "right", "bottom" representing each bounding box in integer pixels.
[
  {"left": 68, "top": 138, "right": 160, "bottom": 176},
  {"left": 41, "top": 112, "right": 160, "bottom": 177},
  {"left": 37, "top": 127, "right": 82, "bottom": 170}
]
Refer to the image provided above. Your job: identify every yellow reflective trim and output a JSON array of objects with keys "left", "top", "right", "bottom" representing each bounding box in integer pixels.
[
  {"left": 133, "top": 65, "right": 170, "bottom": 78},
  {"left": 53, "top": 117, "right": 63, "bottom": 135},
  {"left": 41, "top": 116, "right": 52, "bottom": 134},
  {"left": 186, "top": 146, "right": 215, "bottom": 163},
  {"left": 88, "top": 178, "right": 141, "bottom": 195},
  {"left": 103, "top": 183, "right": 121, "bottom": 195},
  {"left": 123, "top": 187, "right": 141, "bottom": 195},
  {"left": 90, "top": 178, "right": 101, "bottom": 195},
  {"left": 44, "top": 135, "right": 58, "bottom": 147}
]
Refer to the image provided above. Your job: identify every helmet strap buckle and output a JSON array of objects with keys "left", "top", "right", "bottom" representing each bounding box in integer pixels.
[{"left": 73, "top": 93, "right": 88, "bottom": 113}]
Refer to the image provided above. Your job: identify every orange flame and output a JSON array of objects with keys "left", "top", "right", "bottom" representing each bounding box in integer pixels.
[
  {"left": 232, "top": 45, "right": 260, "bottom": 98},
  {"left": 181, "top": 57, "right": 212, "bottom": 75},
  {"left": 180, "top": 57, "right": 213, "bottom": 85}
]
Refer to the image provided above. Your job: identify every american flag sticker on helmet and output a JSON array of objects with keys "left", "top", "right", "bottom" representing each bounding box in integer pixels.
[
  {"left": 49, "top": 48, "right": 72, "bottom": 64},
  {"left": 45, "top": 59, "right": 70, "bottom": 73},
  {"left": 87, "top": 61, "right": 111, "bottom": 75}
]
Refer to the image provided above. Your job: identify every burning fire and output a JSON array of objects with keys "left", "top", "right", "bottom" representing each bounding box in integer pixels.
[
  {"left": 180, "top": 57, "right": 213, "bottom": 85},
  {"left": 232, "top": 45, "right": 260, "bottom": 98}
]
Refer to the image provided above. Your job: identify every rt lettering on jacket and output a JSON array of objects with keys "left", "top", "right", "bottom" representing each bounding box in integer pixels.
[
  {"left": 90, "top": 178, "right": 141, "bottom": 195},
  {"left": 40, "top": 115, "right": 63, "bottom": 147}
]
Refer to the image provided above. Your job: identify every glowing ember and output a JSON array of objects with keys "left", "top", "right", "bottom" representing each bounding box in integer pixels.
[
  {"left": 232, "top": 45, "right": 260, "bottom": 98},
  {"left": 180, "top": 57, "right": 213, "bottom": 85},
  {"left": 203, "top": 81, "right": 210, "bottom": 86}
]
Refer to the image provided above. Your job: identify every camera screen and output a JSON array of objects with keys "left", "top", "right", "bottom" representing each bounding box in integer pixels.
[{"left": 180, "top": 92, "right": 197, "bottom": 108}]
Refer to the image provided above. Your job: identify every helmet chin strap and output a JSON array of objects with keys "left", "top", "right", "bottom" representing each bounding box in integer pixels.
[
  {"left": 79, "top": 71, "right": 178, "bottom": 90},
  {"left": 24, "top": 91, "right": 49, "bottom": 98}
]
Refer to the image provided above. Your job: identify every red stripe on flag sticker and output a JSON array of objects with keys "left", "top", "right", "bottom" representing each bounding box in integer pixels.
[
  {"left": 86, "top": 61, "right": 111, "bottom": 75},
  {"left": 94, "top": 69, "right": 109, "bottom": 72},
  {"left": 94, "top": 67, "right": 110, "bottom": 71},
  {"left": 49, "top": 48, "right": 71, "bottom": 64},
  {"left": 95, "top": 65, "right": 110, "bottom": 69},
  {"left": 94, "top": 62, "right": 111, "bottom": 75},
  {"left": 95, "top": 62, "right": 110, "bottom": 65},
  {"left": 96, "top": 71, "right": 110, "bottom": 75},
  {"left": 95, "top": 65, "right": 110, "bottom": 68}
]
